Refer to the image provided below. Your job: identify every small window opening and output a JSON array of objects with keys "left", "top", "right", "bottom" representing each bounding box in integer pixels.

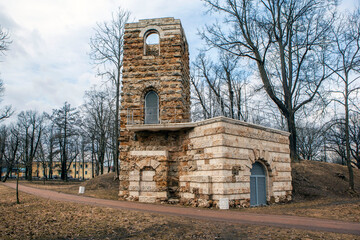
[
  {"left": 145, "top": 91, "right": 159, "bottom": 124},
  {"left": 145, "top": 31, "right": 160, "bottom": 56}
]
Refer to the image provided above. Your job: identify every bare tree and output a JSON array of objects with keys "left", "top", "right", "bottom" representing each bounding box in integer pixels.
[
  {"left": 326, "top": 120, "right": 347, "bottom": 165},
  {"left": 297, "top": 122, "right": 324, "bottom": 161},
  {"left": 0, "top": 26, "right": 11, "bottom": 54},
  {"left": 89, "top": 7, "right": 130, "bottom": 177},
  {"left": 0, "top": 26, "right": 13, "bottom": 121},
  {"left": 201, "top": 0, "right": 336, "bottom": 161},
  {"left": 1, "top": 125, "right": 21, "bottom": 182},
  {"left": 0, "top": 80, "right": 13, "bottom": 121},
  {"left": 51, "top": 102, "right": 81, "bottom": 181},
  {"left": 191, "top": 51, "right": 250, "bottom": 121},
  {"left": 41, "top": 117, "right": 59, "bottom": 179},
  {"left": 82, "top": 88, "right": 113, "bottom": 175},
  {"left": 17, "top": 111, "right": 45, "bottom": 181},
  {"left": 349, "top": 114, "right": 360, "bottom": 169},
  {"left": 326, "top": 8, "right": 360, "bottom": 191},
  {"left": 0, "top": 125, "right": 7, "bottom": 180},
  {"left": 36, "top": 139, "right": 48, "bottom": 182}
]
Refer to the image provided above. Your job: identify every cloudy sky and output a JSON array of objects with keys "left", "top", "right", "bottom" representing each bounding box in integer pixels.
[
  {"left": 0, "top": 0, "right": 357, "bottom": 118},
  {"left": 0, "top": 0, "right": 209, "bottom": 116}
]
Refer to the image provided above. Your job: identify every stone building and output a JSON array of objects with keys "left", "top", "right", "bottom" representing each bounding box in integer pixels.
[{"left": 119, "top": 17, "right": 292, "bottom": 208}]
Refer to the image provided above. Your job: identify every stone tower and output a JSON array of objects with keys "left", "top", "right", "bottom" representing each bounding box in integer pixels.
[
  {"left": 120, "top": 17, "right": 190, "bottom": 125},
  {"left": 119, "top": 18, "right": 191, "bottom": 201},
  {"left": 118, "top": 17, "right": 292, "bottom": 207}
]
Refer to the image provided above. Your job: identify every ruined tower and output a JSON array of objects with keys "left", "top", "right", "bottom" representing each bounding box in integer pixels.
[
  {"left": 119, "top": 18, "right": 191, "bottom": 202},
  {"left": 120, "top": 17, "right": 190, "bottom": 125},
  {"left": 119, "top": 17, "right": 292, "bottom": 207}
]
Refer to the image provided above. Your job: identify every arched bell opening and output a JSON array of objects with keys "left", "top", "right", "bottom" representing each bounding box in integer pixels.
[{"left": 144, "top": 30, "right": 160, "bottom": 56}]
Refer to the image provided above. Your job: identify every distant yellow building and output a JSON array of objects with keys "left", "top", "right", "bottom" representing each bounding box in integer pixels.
[
  {"left": 32, "top": 161, "right": 94, "bottom": 180},
  {"left": 1, "top": 167, "right": 26, "bottom": 178}
]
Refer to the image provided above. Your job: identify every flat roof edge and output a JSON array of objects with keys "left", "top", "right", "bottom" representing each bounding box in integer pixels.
[
  {"left": 126, "top": 116, "right": 290, "bottom": 136},
  {"left": 195, "top": 116, "right": 291, "bottom": 136},
  {"left": 126, "top": 122, "right": 196, "bottom": 132}
]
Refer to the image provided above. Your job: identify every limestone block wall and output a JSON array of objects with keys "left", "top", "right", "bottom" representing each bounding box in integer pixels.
[{"left": 179, "top": 117, "right": 292, "bottom": 207}]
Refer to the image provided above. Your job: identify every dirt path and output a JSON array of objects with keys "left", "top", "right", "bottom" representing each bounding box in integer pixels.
[{"left": 3, "top": 182, "right": 360, "bottom": 236}]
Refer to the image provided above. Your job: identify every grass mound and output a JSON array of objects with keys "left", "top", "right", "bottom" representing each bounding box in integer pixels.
[
  {"left": 292, "top": 160, "right": 360, "bottom": 200},
  {"left": 83, "top": 172, "right": 119, "bottom": 191}
]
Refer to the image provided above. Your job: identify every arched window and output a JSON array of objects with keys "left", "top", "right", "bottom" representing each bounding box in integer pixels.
[
  {"left": 144, "top": 30, "right": 160, "bottom": 56},
  {"left": 145, "top": 91, "right": 159, "bottom": 124}
]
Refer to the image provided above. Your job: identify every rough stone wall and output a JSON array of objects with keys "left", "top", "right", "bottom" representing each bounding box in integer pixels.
[
  {"left": 121, "top": 130, "right": 190, "bottom": 202},
  {"left": 119, "top": 18, "right": 191, "bottom": 200},
  {"left": 120, "top": 17, "right": 190, "bottom": 124},
  {"left": 179, "top": 117, "right": 292, "bottom": 208}
]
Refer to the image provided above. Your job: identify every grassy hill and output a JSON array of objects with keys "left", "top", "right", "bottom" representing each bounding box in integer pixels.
[
  {"left": 292, "top": 160, "right": 360, "bottom": 201},
  {"left": 84, "top": 172, "right": 119, "bottom": 190}
]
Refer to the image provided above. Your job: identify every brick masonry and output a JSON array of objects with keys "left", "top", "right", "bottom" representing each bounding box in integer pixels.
[{"left": 119, "top": 18, "right": 292, "bottom": 208}]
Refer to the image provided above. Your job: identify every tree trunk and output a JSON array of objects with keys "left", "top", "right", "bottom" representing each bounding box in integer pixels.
[
  {"left": 82, "top": 146, "right": 85, "bottom": 180},
  {"left": 345, "top": 81, "right": 355, "bottom": 191},
  {"left": 2, "top": 167, "right": 12, "bottom": 182},
  {"left": 91, "top": 137, "right": 95, "bottom": 178},
  {"left": 16, "top": 168, "right": 20, "bottom": 204},
  {"left": 28, "top": 163, "right": 32, "bottom": 181},
  {"left": 114, "top": 77, "right": 120, "bottom": 177},
  {"left": 49, "top": 144, "right": 53, "bottom": 179},
  {"left": 74, "top": 158, "right": 77, "bottom": 179},
  {"left": 287, "top": 113, "right": 298, "bottom": 162},
  {"left": 61, "top": 161, "right": 66, "bottom": 181}
]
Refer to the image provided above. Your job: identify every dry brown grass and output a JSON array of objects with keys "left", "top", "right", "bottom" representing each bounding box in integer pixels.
[
  {"left": 17, "top": 164, "right": 360, "bottom": 223},
  {"left": 292, "top": 160, "right": 360, "bottom": 199},
  {"left": 238, "top": 160, "right": 360, "bottom": 222},
  {"left": 20, "top": 179, "right": 360, "bottom": 222},
  {"left": 241, "top": 198, "right": 360, "bottom": 222},
  {"left": 0, "top": 185, "right": 358, "bottom": 240},
  {"left": 19, "top": 172, "right": 120, "bottom": 200}
]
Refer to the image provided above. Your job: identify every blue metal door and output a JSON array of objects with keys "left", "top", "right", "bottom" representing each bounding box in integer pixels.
[{"left": 250, "top": 162, "right": 267, "bottom": 206}]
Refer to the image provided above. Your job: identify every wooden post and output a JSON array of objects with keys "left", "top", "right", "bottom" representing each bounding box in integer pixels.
[{"left": 16, "top": 168, "right": 20, "bottom": 204}]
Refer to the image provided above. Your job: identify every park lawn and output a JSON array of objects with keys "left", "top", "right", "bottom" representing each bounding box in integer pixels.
[
  {"left": 19, "top": 177, "right": 120, "bottom": 201},
  {"left": 0, "top": 184, "right": 357, "bottom": 240},
  {"left": 240, "top": 198, "right": 360, "bottom": 222}
]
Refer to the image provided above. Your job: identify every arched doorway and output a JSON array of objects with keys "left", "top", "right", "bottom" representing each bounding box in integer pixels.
[
  {"left": 145, "top": 91, "right": 159, "bottom": 124},
  {"left": 250, "top": 162, "right": 267, "bottom": 206}
]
